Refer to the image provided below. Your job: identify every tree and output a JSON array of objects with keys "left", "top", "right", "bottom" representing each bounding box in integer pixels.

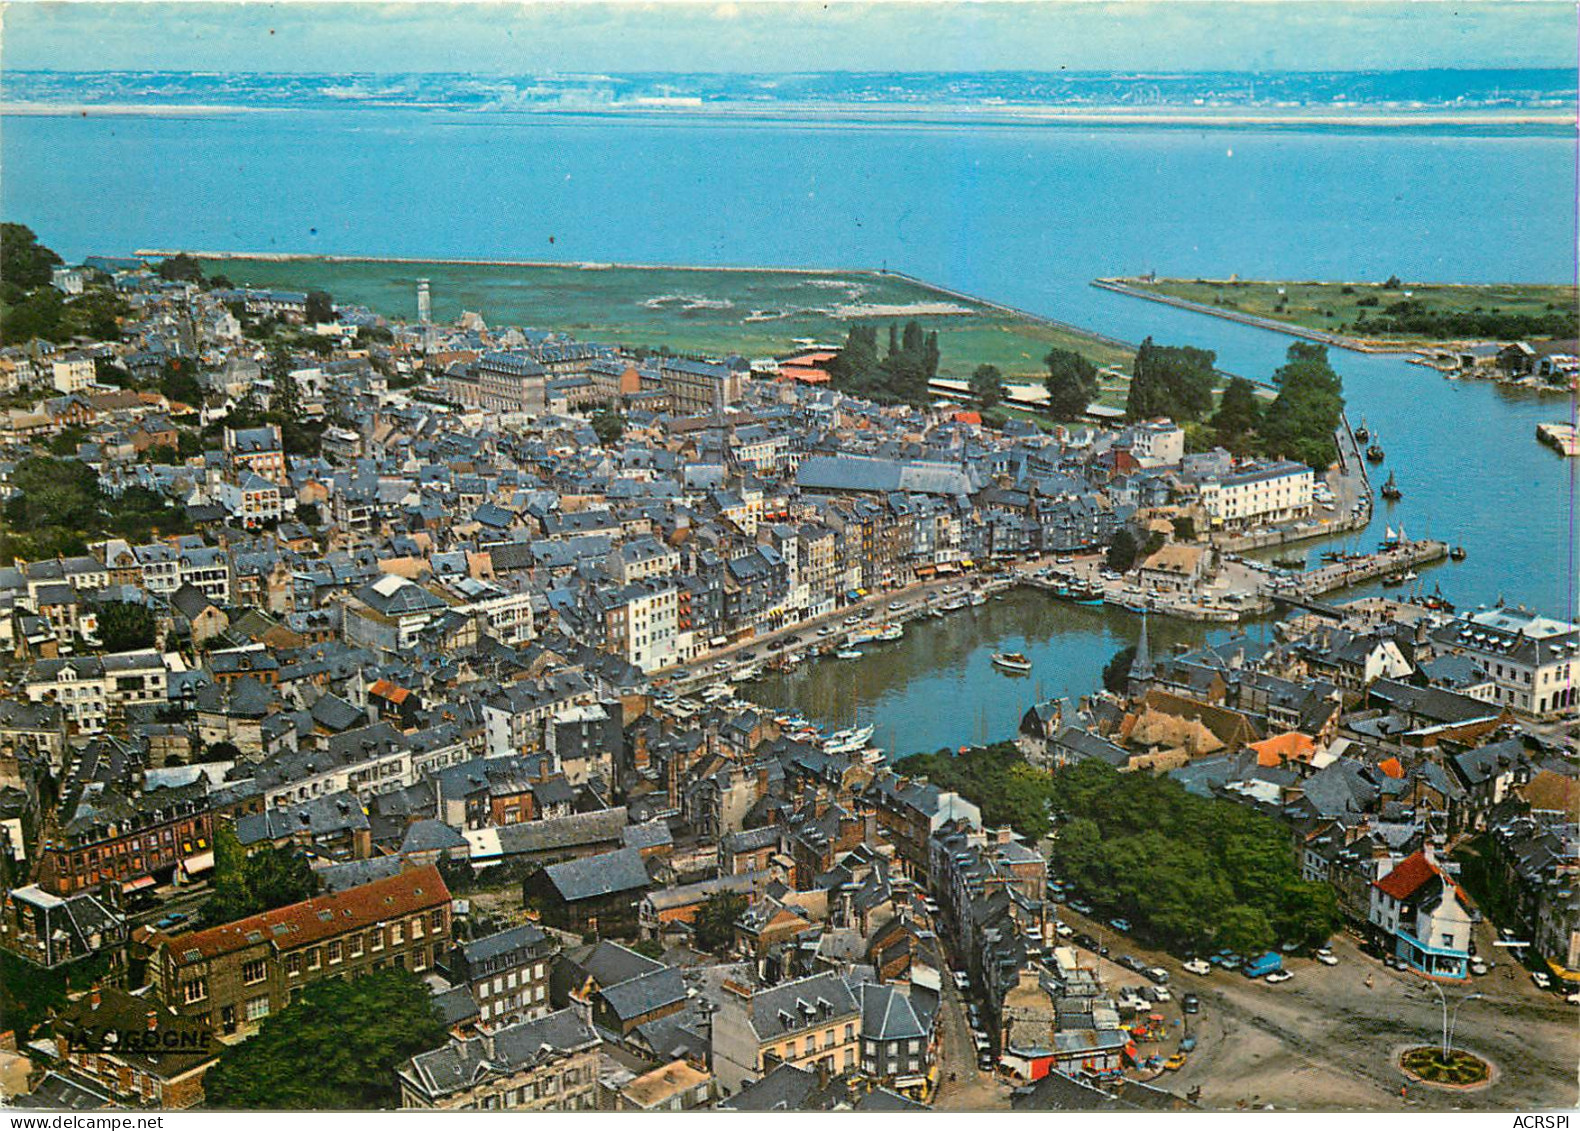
[
  {"left": 1260, "top": 342, "right": 1345, "bottom": 471},
  {"left": 0, "top": 223, "right": 62, "bottom": 295},
  {"left": 591, "top": 406, "right": 625, "bottom": 446},
  {"left": 1106, "top": 528, "right": 1139, "bottom": 573},
  {"left": 1101, "top": 645, "right": 1138, "bottom": 693},
  {"left": 0, "top": 285, "right": 64, "bottom": 345},
  {"left": 158, "top": 356, "right": 204, "bottom": 408},
  {"left": 305, "top": 290, "right": 334, "bottom": 324},
  {"left": 94, "top": 601, "right": 156, "bottom": 652},
  {"left": 1125, "top": 337, "right": 1217, "bottom": 423},
  {"left": 1210, "top": 376, "right": 1263, "bottom": 453},
  {"left": 693, "top": 891, "right": 748, "bottom": 953},
  {"left": 267, "top": 346, "right": 300, "bottom": 419},
  {"left": 198, "top": 825, "right": 320, "bottom": 927},
  {"left": 1044, "top": 348, "right": 1100, "bottom": 421},
  {"left": 969, "top": 364, "right": 1004, "bottom": 408},
  {"left": 156, "top": 253, "right": 205, "bottom": 283},
  {"left": 1170, "top": 515, "right": 1196, "bottom": 541},
  {"left": 203, "top": 968, "right": 447, "bottom": 1110}
]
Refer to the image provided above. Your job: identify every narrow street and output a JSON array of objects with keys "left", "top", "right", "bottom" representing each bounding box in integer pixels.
[{"left": 932, "top": 972, "right": 1010, "bottom": 1111}]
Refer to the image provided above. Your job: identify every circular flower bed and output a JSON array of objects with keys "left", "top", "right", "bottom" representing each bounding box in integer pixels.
[{"left": 1399, "top": 1046, "right": 1491, "bottom": 1087}]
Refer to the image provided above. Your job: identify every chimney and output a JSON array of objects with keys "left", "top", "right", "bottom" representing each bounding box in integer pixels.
[
  {"left": 89, "top": 986, "right": 101, "bottom": 1010},
  {"left": 146, "top": 1008, "right": 159, "bottom": 1032}
]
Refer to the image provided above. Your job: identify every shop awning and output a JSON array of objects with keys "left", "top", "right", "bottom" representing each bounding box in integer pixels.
[
  {"left": 181, "top": 852, "right": 214, "bottom": 876},
  {"left": 961, "top": 559, "right": 976, "bottom": 568},
  {"left": 121, "top": 875, "right": 156, "bottom": 894},
  {"left": 1545, "top": 957, "right": 1580, "bottom": 983}
]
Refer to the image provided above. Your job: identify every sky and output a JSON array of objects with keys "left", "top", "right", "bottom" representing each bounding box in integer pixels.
[{"left": 2, "top": 1, "right": 1576, "bottom": 74}]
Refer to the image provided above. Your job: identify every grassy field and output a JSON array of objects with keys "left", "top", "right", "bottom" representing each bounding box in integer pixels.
[
  {"left": 1114, "top": 276, "right": 1577, "bottom": 345},
  {"left": 196, "top": 256, "right": 1132, "bottom": 382}
]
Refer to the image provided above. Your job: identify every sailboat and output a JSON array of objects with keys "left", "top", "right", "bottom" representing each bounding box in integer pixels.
[
  {"left": 1379, "top": 525, "right": 1398, "bottom": 550},
  {"left": 1380, "top": 471, "right": 1402, "bottom": 501},
  {"left": 1354, "top": 416, "right": 1371, "bottom": 444}
]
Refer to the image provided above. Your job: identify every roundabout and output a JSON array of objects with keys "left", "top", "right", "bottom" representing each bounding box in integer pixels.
[{"left": 1397, "top": 1046, "right": 1494, "bottom": 1090}]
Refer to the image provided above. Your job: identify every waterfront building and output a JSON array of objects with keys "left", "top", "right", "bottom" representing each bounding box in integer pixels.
[
  {"left": 1195, "top": 459, "right": 1314, "bottom": 530},
  {"left": 1430, "top": 606, "right": 1579, "bottom": 718}
]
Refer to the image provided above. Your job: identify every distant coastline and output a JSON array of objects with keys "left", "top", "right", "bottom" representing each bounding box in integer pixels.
[{"left": 3, "top": 100, "right": 1572, "bottom": 131}]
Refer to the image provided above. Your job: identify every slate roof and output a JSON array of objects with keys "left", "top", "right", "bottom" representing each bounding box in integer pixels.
[{"left": 542, "top": 846, "right": 651, "bottom": 902}]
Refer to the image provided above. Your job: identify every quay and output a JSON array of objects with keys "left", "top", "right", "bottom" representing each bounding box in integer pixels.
[{"left": 1536, "top": 421, "right": 1580, "bottom": 457}]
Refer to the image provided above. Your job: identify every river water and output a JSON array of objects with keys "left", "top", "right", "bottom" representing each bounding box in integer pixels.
[{"left": 3, "top": 108, "right": 1573, "bottom": 754}]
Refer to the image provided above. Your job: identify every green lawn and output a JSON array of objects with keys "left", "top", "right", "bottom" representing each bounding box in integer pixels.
[
  {"left": 199, "top": 256, "right": 1131, "bottom": 381},
  {"left": 1116, "top": 276, "right": 1577, "bottom": 345}
]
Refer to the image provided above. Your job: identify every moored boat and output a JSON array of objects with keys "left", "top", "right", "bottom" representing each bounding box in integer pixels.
[
  {"left": 1366, "top": 441, "right": 1386, "bottom": 464},
  {"left": 1449, "top": 544, "right": 1467, "bottom": 562},
  {"left": 1354, "top": 417, "right": 1371, "bottom": 444},
  {"left": 835, "top": 648, "right": 863, "bottom": 660},
  {"left": 992, "top": 651, "right": 1033, "bottom": 673},
  {"left": 1380, "top": 471, "right": 1402, "bottom": 501}
]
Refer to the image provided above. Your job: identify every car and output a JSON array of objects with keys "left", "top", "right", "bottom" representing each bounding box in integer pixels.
[
  {"left": 1109, "top": 918, "right": 1132, "bottom": 933},
  {"left": 1264, "top": 970, "right": 1294, "bottom": 984},
  {"left": 817, "top": 626, "right": 833, "bottom": 636},
  {"left": 888, "top": 600, "right": 904, "bottom": 611},
  {"left": 1072, "top": 932, "right": 1097, "bottom": 950},
  {"left": 1182, "top": 958, "right": 1211, "bottom": 976},
  {"left": 1055, "top": 922, "right": 1074, "bottom": 938},
  {"left": 153, "top": 912, "right": 187, "bottom": 930},
  {"left": 1469, "top": 959, "right": 1489, "bottom": 976},
  {"left": 1565, "top": 990, "right": 1580, "bottom": 1007},
  {"left": 978, "top": 1054, "right": 996, "bottom": 1071},
  {"left": 1146, "top": 967, "right": 1170, "bottom": 986},
  {"left": 1151, "top": 986, "right": 1171, "bottom": 1002},
  {"left": 1531, "top": 970, "right": 1552, "bottom": 990},
  {"left": 1056, "top": 556, "right": 1074, "bottom": 565},
  {"left": 1069, "top": 901, "right": 1093, "bottom": 916},
  {"left": 785, "top": 634, "right": 803, "bottom": 645},
  {"left": 1316, "top": 951, "right": 1339, "bottom": 967},
  {"left": 1163, "top": 1053, "right": 1189, "bottom": 1071},
  {"left": 1118, "top": 955, "right": 1143, "bottom": 973},
  {"left": 1181, "top": 994, "right": 1200, "bottom": 1014},
  {"left": 953, "top": 971, "right": 970, "bottom": 990},
  {"left": 765, "top": 641, "right": 783, "bottom": 653},
  {"left": 1219, "top": 955, "right": 1242, "bottom": 971},
  {"left": 713, "top": 659, "right": 730, "bottom": 670},
  {"left": 1385, "top": 954, "right": 1404, "bottom": 970}
]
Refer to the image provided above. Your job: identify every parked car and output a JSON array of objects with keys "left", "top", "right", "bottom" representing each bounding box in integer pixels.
[
  {"left": 888, "top": 601, "right": 904, "bottom": 611},
  {"left": 978, "top": 1054, "right": 996, "bottom": 1071},
  {"left": 1314, "top": 948, "right": 1338, "bottom": 966},
  {"left": 953, "top": 970, "right": 970, "bottom": 990},
  {"left": 1072, "top": 932, "right": 1097, "bottom": 951},
  {"left": 817, "top": 626, "right": 833, "bottom": 636},
  {"left": 1109, "top": 918, "right": 1132, "bottom": 933},
  {"left": 1469, "top": 959, "right": 1489, "bottom": 976},
  {"left": 1118, "top": 955, "right": 1144, "bottom": 973},
  {"left": 1070, "top": 901, "right": 1094, "bottom": 916},
  {"left": 1146, "top": 967, "right": 1170, "bottom": 986},
  {"left": 1265, "top": 970, "right": 1294, "bottom": 984},
  {"left": 1163, "top": 1053, "right": 1189, "bottom": 1071},
  {"left": 1181, "top": 994, "right": 1200, "bottom": 1015},
  {"left": 1531, "top": 970, "right": 1552, "bottom": 990},
  {"left": 1182, "top": 958, "right": 1211, "bottom": 976},
  {"left": 1055, "top": 922, "right": 1074, "bottom": 938},
  {"left": 153, "top": 912, "right": 187, "bottom": 930},
  {"left": 1151, "top": 986, "right": 1171, "bottom": 1002}
]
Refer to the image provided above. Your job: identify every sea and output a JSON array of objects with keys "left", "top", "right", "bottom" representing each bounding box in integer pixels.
[{"left": 2, "top": 99, "right": 1574, "bottom": 754}]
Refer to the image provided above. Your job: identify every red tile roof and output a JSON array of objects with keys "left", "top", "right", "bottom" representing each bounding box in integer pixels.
[
  {"left": 161, "top": 864, "right": 448, "bottom": 965},
  {"left": 1373, "top": 850, "right": 1438, "bottom": 901}
]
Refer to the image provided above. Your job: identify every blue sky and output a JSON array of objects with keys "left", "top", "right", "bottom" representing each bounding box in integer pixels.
[{"left": 3, "top": 1, "right": 1575, "bottom": 74}]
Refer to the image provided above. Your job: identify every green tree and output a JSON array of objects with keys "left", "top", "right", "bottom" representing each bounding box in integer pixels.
[
  {"left": 693, "top": 891, "right": 748, "bottom": 953},
  {"left": 305, "top": 290, "right": 334, "bottom": 324},
  {"left": 1260, "top": 342, "right": 1345, "bottom": 471},
  {"left": 1210, "top": 376, "right": 1263, "bottom": 453},
  {"left": 591, "top": 406, "right": 625, "bottom": 446},
  {"left": 198, "top": 824, "right": 320, "bottom": 927},
  {"left": 1105, "top": 528, "right": 1139, "bottom": 573},
  {"left": 0, "top": 223, "right": 63, "bottom": 295},
  {"left": 159, "top": 356, "right": 204, "bottom": 408},
  {"left": 1170, "top": 515, "right": 1196, "bottom": 541},
  {"left": 203, "top": 968, "right": 448, "bottom": 1110},
  {"left": 969, "top": 364, "right": 1004, "bottom": 408},
  {"left": 156, "top": 253, "right": 205, "bottom": 283},
  {"left": 0, "top": 285, "right": 64, "bottom": 345},
  {"left": 1044, "top": 348, "right": 1100, "bottom": 420},
  {"left": 94, "top": 600, "right": 156, "bottom": 652},
  {"left": 1101, "top": 645, "right": 1138, "bottom": 693},
  {"left": 267, "top": 346, "right": 300, "bottom": 419},
  {"left": 1125, "top": 337, "right": 1217, "bottom": 423}
]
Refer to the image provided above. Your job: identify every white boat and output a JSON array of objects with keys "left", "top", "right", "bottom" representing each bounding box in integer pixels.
[
  {"left": 701, "top": 683, "right": 732, "bottom": 702},
  {"left": 835, "top": 648, "right": 864, "bottom": 660},
  {"left": 731, "top": 663, "right": 763, "bottom": 682},
  {"left": 1402, "top": 569, "right": 1418, "bottom": 581},
  {"left": 828, "top": 724, "right": 876, "bottom": 747},
  {"left": 992, "top": 651, "right": 1033, "bottom": 673},
  {"left": 970, "top": 592, "right": 988, "bottom": 606},
  {"left": 875, "top": 623, "right": 904, "bottom": 641}
]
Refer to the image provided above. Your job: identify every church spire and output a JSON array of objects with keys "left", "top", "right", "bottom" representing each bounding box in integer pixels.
[{"left": 1130, "top": 607, "right": 1155, "bottom": 684}]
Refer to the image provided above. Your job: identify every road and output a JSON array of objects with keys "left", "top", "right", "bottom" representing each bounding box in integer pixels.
[
  {"left": 1054, "top": 903, "right": 1578, "bottom": 1111},
  {"left": 932, "top": 969, "right": 1010, "bottom": 1111}
]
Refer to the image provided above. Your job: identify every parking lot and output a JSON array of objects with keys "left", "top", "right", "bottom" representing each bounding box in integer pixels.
[{"left": 1053, "top": 904, "right": 1579, "bottom": 1111}]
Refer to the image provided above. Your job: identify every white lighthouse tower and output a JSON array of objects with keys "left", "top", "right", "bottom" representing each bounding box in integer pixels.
[{"left": 416, "top": 278, "right": 431, "bottom": 324}]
